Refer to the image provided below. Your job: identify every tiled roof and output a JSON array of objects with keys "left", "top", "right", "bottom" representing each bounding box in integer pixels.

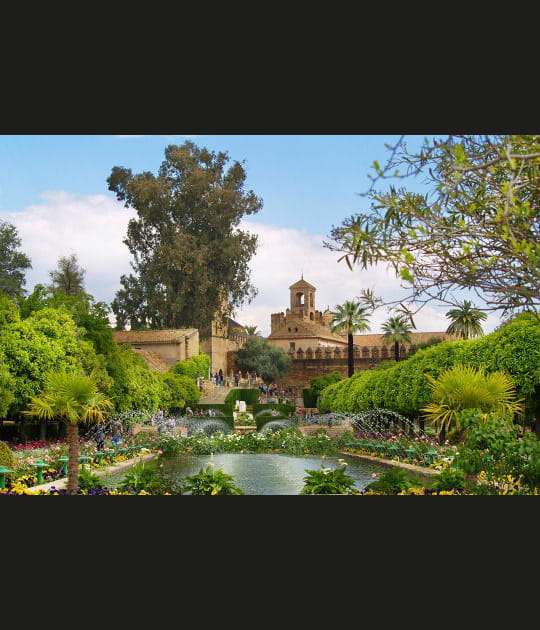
[
  {"left": 112, "top": 329, "right": 197, "bottom": 344},
  {"left": 353, "top": 331, "right": 453, "bottom": 347},
  {"left": 289, "top": 277, "right": 316, "bottom": 290},
  {"left": 268, "top": 320, "right": 347, "bottom": 344}
]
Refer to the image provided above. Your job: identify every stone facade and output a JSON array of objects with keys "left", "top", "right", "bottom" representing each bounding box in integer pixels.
[
  {"left": 112, "top": 328, "right": 199, "bottom": 367},
  {"left": 255, "top": 275, "right": 454, "bottom": 393}
]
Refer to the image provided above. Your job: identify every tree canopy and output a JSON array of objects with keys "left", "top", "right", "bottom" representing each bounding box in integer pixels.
[
  {"left": 325, "top": 135, "right": 540, "bottom": 322},
  {"left": 235, "top": 337, "right": 292, "bottom": 384},
  {"left": 107, "top": 141, "right": 262, "bottom": 331},
  {"left": 48, "top": 253, "right": 86, "bottom": 296},
  {"left": 0, "top": 219, "right": 31, "bottom": 297}
]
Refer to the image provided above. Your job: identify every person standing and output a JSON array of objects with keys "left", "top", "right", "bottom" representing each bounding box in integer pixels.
[
  {"left": 94, "top": 424, "right": 105, "bottom": 450},
  {"left": 166, "top": 414, "right": 175, "bottom": 434},
  {"left": 111, "top": 417, "right": 123, "bottom": 446},
  {"left": 154, "top": 407, "right": 164, "bottom": 434},
  {"left": 219, "top": 368, "right": 224, "bottom": 386}
]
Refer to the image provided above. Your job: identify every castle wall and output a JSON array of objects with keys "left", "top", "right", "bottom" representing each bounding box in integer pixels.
[{"left": 201, "top": 334, "right": 246, "bottom": 376}]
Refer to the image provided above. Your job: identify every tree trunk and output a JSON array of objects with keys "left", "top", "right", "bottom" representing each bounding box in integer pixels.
[
  {"left": 66, "top": 423, "right": 80, "bottom": 495},
  {"left": 39, "top": 418, "right": 47, "bottom": 442},
  {"left": 438, "top": 425, "right": 446, "bottom": 445},
  {"left": 348, "top": 333, "right": 354, "bottom": 377}
]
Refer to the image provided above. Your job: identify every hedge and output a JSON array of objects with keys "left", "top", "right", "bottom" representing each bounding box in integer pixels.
[
  {"left": 224, "top": 388, "right": 260, "bottom": 406},
  {"left": 319, "top": 313, "right": 540, "bottom": 418}
]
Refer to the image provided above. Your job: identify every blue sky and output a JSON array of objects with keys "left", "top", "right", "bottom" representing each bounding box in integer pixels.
[
  {"left": 0, "top": 133, "right": 503, "bottom": 336},
  {"left": 0, "top": 134, "right": 415, "bottom": 232}
]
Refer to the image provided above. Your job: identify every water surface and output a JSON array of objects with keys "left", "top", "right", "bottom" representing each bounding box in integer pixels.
[{"left": 103, "top": 453, "right": 389, "bottom": 495}]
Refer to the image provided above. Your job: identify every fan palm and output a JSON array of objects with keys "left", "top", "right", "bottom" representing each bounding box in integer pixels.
[
  {"left": 244, "top": 325, "right": 260, "bottom": 336},
  {"left": 330, "top": 301, "right": 371, "bottom": 377},
  {"left": 24, "top": 371, "right": 113, "bottom": 494},
  {"left": 445, "top": 300, "right": 487, "bottom": 339},
  {"left": 381, "top": 315, "right": 413, "bottom": 361},
  {"left": 421, "top": 364, "right": 525, "bottom": 443}
]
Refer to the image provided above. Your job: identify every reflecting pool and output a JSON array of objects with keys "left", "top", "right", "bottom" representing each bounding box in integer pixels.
[{"left": 102, "top": 453, "right": 390, "bottom": 495}]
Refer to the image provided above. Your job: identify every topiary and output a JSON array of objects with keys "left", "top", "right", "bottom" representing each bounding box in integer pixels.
[{"left": 0, "top": 440, "right": 16, "bottom": 483}]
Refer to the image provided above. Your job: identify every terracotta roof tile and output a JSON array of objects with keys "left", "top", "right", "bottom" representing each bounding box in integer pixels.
[
  {"left": 268, "top": 320, "right": 347, "bottom": 344},
  {"left": 112, "top": 329, "right": 197, "bottom": 344}
]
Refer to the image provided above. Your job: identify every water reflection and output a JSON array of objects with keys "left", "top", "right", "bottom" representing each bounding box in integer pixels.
[{"left": 104, "top": 453, "right": 389, "bottom": 495}]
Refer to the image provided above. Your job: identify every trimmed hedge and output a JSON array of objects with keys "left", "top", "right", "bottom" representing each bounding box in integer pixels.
[
  {"left": 320, "top": 313, "right": 540, "bottom": 418},
  {"left": 224, "top": 388, "right": 260, "bottom": 406},
  {"left": 302, "top": 389, "right": 318, "bottom": 408}
]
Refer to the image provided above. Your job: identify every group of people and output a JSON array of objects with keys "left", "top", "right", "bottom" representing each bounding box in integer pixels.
[
  {"left": 93, "top": 417, "right": 124, "bottom": 450},
  {"left": 153, "top": 407, "right": 176, "bottom": 435},
  {"left": 184, "top": 407, "right": 217, "bottom": 416},
  {"left": 211, "top": 369, "right": 258, "bottom": 388}
]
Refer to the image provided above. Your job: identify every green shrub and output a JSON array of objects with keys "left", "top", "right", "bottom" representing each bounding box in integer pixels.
[
  {"left": 0, "top": 440, "right": 15, "bottom": 483},
  {"left": 430, "top": 468, "right": 466, "bottom": 491},
  {"left": 225, "top": 388, "right": 260, "bottom": 406},
  {"left": 302, "top": 388, "right": 318, "bottom": 408},
  {"left": 300, "top": 459, "right": 356, "bottom": 494},
  {"left": 182, "top": 463, "right": 244, "bottom": 495},
  {"left": 364, "top": 466, "right": 422, "bottom": 494},
  {"left": 78, "top": 468, "right": 103, "bottom": 491},
  {"left": 118, "top": 460, "right": 158, "bottom": 492}
]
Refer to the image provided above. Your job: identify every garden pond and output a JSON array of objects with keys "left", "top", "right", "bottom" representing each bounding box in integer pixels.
[{"left": 101, "top": 453, "right": 391, "bottom": 495}]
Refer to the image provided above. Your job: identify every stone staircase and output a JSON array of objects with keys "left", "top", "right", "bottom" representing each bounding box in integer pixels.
[{"left": 199, "top": 385, "right": 234, "bottom": 405}]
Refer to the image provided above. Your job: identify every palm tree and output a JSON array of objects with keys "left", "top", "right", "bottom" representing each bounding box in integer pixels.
[
  {"left": 445, "top": 300, "right": 487, "bottom": 339},
  {"left": 24, "top": 371, "right": 113, "bottom": 494},
  {"left": 244, "top": 325, "right": 260, "bottom": 336},
  {"left": 330, "top": 301, "right": 371, "bottom": 377},
  {"left": 381, "top": 315, "right": 413, "bottom": 362},
  {"left": 421, "top": 364, "right": 525, "bottom": 443}
]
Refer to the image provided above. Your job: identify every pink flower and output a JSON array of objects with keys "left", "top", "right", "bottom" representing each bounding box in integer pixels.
[
  {"left": 157, "top": 450, "right": 163, "bottom": 455},
  {"left": 371, "top": 473, "right": 377, "bottom": 478}
]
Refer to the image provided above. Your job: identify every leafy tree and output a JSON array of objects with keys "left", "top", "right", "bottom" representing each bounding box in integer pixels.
[
  {"left": 107, "top": 141, "right": 262, "bottom": 331},
  {"left": 244, "top": 325, "right": 260, "bottom": 336},
  {"left": 169, "top": 354, "right": 211, "bottom": 381},
  {"left": 325, "top": 135, "right": 540, "bottom": 322},
  {"left": 159, "top": 372, "right": 200, "bottom": 411},
  {"left": 48, "top": 253, "right": 86, "bottom": 296},
  {"left": 235, "top": 336, "right": 291, "bottom": 384},
  {"left": 24, "top": 371, "right": 113, "bottom": 494},
  {"left": 330, "top": 300, "right": 371, "bottom": 376},
  {"left": 445, "top": 300, "right": 487, "bottom": 339},
  {"left": 0, "top": 298, "right": 101, "bottom": 423},
  {"left": 381, "top": 315, "right": 413, "bottom": 361},
  {"left": 0, "top": 219, "right": 32, "bottom": 297}
]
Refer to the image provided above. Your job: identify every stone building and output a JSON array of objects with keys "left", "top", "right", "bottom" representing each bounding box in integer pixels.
[
  {"left": 112, "top": 328, "right": 200, "bottom": 371},
  {"left": 264, "top": 275, "right": 454, "bottom": 391}
]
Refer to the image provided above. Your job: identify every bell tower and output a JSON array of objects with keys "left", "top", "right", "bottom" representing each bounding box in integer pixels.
[{"left": 289, "top": 274, "right": 316, "bottom": 321}]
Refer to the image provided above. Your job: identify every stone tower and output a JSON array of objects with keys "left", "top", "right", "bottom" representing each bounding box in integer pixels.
[
  {"left": 288, "top": 275, "right": 317, "bottom": 320},
  {"left": 270, "top": 275, "right": 329, "bottom": 333}
]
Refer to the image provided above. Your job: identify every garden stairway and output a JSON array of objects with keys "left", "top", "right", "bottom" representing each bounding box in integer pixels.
[{"left": 199, "top": 384, "right": 234, "bottom": 405}]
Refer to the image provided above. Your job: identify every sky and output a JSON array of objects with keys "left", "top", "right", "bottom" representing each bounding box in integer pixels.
[{"left": 0, "top": 133, "right": 504, "bottom": 337}]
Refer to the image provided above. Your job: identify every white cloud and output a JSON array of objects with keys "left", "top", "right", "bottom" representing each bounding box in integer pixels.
[
  {"left": 2, "top": 195, "right": 504, "bottom": 336},
  {"left": 4, "top": 191, "right": 136, "bottom": 305}
]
